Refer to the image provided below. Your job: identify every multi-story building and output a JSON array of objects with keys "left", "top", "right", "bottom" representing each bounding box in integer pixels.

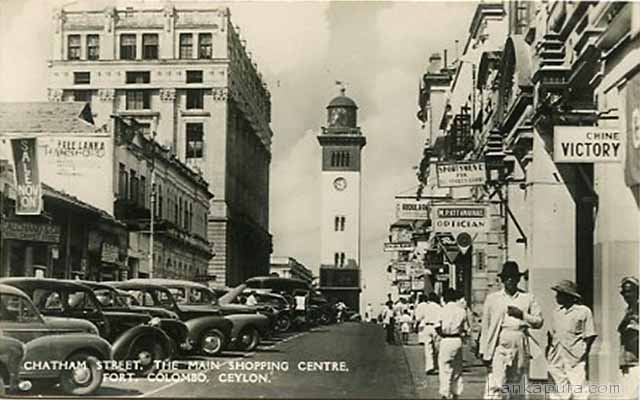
[
  {"left": 47, "top": 1, "right": 273, "bottom": 286},
  {"left": 269, "top": 256, "right": 314, "bottom": 285}
]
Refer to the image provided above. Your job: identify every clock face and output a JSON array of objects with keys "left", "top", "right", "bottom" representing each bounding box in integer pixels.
[
  {"left": 333, "top": 177, "right": 347, "bottom": 191},
  {"left": 329, "top": 108, "right": 347, "bottom": 127}
]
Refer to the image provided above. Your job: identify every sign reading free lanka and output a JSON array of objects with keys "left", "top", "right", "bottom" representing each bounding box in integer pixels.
[{"left": 554, "top": 127, "right": 622, "bottom": 163}]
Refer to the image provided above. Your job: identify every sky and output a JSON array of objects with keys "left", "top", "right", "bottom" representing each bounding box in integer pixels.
[{"left": 0, "top": 0, "right": 477, "bottom": 308}]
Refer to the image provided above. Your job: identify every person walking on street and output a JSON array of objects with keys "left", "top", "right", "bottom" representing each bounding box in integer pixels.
[
  {"left": 382, "top": 303, "right": 395, "bottom": 344},
  {"left": 479, "top": 261, "right": 544, "bottom": 400},
  {"left": 416, "top": 292, "right": 443, "bottom": 375},
  {"left": 618, "top": 276, "right": 639, "bottom": 399},
  {"left": 400, "top": 310, "right": 412, "bottom": 345},
  {"left": 546, "top": 280, "right": 597, "bottom": 400},
  {"left": 365, "top": 303, "right": 374, "bottom": 323},
  {"left": 437, "top": 288, "right": 469, "bottom": 400}
]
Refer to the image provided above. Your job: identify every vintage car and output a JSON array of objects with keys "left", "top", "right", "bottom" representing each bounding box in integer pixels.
[
  {"left": 145, "top": 279, "right": 271, "bottom": 351},
  {"left": 107, "top": 280, "right": 233, "bottom": 356},
  {"left": 219, "top": 285, "right": 293, "bottom": 333},
  {"left": 0, "top": 278, "right": 171, "bottom": 377},
  {"left": 0, "top": 283, "right": 110, "bottom": 395},
  {"left": 82, "top": 281, "right": 191, "bottom": 354},
  {"left": 0, "top": 335, "right": 25, "bottom": 395}
]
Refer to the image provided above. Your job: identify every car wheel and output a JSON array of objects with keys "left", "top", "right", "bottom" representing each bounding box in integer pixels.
[
  {"left": 319, "top": 312, "right": 331, "bottom": 325},
  {"left": 237, "top": 327, "right": 260, "bottom": 351},
  {"left": 129, "top": 336, "right": 167, "bottom": 377},
  {"left": 199, "top": 329, "right": 225, "bottom": 356},
  {"left": 275, "top": 315, "right": 292, "bottom": 333},
  {"left": 59, "top": 353, "right": 103, "bottom": 396}
]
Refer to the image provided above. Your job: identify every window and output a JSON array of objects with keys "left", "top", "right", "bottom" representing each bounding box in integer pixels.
[
  {"left": 340, "top": 216, "right": 345, "bottom": 231},
  {"left": 179, "top": 33, "right": 193, "bottom": 59},
  {"left": 73, "top": 90, "right": 92, "bottom": 103},
  {"left": 118, "top": 163, "right": 128, "bottom": 199},
  {"left": 130, "top": 170, "right": 138, "bottom": 203},
  {"left": 120, "top": 34, "right": 137, "bottom": 60},
  {"left": 158, "top": 184, "right": 163, "bottom": 218},
  {"left": 126, "top": 90, "right": 151, "bottom": 110},
  {"left": 186, "top": 89, "right": 204, "bottom": 109},
  {"left": 140, "top": 176, "right": 146, "bottom": 208},
  {"left": 126, "top": 71, "right": 150, "bottom": 84},
  {"left": 0, "top": 295, "right": 40, "bottom": 323},
  {"left": 186, "top": 70, "right": 203, "bottom": 83},
  {"left": 198, "top": 33, "right": 212, "bottom": 58},
  {"left": 68, "top": 35, "right": 81, "bottom": 60},
  {"left": 186, "top": 123, "right": 204, "bottom": 159},
  {"left": 334, "top": 216, "right": 340, "bottom": 231},
  {"left": 334, "top": 253, "right": 339, "bottom": 268},
  {"left": 142, "top": 34, "right": 158, "bottom": 59},
  {"left": 73, "top": 72, "right": 90, "bottom": 85},
  {"left": 87, "top": 34, "right": 99, "bottom": 60},
  {"left": 340, "top": 252, "right": 345, "bottom": 267}
]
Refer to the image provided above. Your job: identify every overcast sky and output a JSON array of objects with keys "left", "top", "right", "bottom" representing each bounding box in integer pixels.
[{"left": 0, "top": 0, "right": 477, "bottom": 308}]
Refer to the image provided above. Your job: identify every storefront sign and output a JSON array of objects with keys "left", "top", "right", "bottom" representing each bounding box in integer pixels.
[
  {"left": 1, "top": 221, "right": 60, "bottom": 242},
  {"left": 11, "top": 138, "right": 42, "bottom": 215},
  {"left": 436, "top": 161, "right": 486, "bottom": 188},
  {"left": 553, "top": 127, "right": 622, "bottom": 163},
  {"left": 625, "top": 71, "right": 640, "bottom": 188},
  {"left": 432, "top": 205, "right": 488, "bottom": 234},
  {"left": 411, "top": 278, "right": 424, "bottom": 291},
  {"left": 395, "top": 199, "right": 430, "bottom": 220},
  {"left": 101, "top": 242, "right": 120, "bottom": 264},
  {"left": 383, "top": 242, "right": 415, "bottom": 252}
]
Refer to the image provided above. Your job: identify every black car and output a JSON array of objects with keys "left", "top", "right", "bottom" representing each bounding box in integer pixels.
[
  {"left": 0, "top": 278, "right": 173, "bottom": 377},
  {"left": 219, "top": 285, "right": 294, "bottom": 333}
]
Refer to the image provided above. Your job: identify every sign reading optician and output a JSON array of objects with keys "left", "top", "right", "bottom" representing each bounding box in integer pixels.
[
  {"left": 395, "top": 199, "right": 430, "bottom": 220},
  {"left": 436, "top": 161, "right": 486, "bottom": 188},
  {"left": 432, "top": 205, "right": 488, "bottom": 234},
  {"left": 554, "top": 126, "right": 622, "bottom": 163}
]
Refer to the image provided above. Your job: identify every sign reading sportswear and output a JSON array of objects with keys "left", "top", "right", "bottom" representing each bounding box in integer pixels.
[
  {"left": 436, "top": 161, "right": 486, "bottom": 188},
  {"left": 432, "top": 205, "right": 488, "bottom": 234},
  {"left": 553, "top": 127, "right": 622, "bottom": 163}
]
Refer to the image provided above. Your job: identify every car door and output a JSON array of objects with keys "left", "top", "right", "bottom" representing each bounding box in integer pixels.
[
  {"left": 63, "top": 289, "right": 109, "bottom": 338},
  {"left": 0, "top": 293, "right": 51, "bottom": 344}
]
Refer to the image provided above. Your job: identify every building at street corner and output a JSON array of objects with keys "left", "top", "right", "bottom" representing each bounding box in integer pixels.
[
  {"left": 414, "top": 1, "right": 640, "bottom": 396},
  {"left": 317, "top": 89, "right": 366, "bottom": 311},
  {"left": 47, "top": 1, "right": 274, "bottom": 286},
  {"left": 269, "top": 256, "right": 314, "bottom": 285}
]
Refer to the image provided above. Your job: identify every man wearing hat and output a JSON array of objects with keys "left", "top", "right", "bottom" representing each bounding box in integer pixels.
[
  {"left": 618, "top": 276, "right": 638, "bottom": 399},
  {"left": 480, "top": 261, "right": 543, "bottom": 399},
  {"left": 546, "top": 280, "right": 596, "bottom": 400}
]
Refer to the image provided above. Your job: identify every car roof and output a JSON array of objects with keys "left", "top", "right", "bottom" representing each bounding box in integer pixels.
[
  {"left": 128, "top": 278, "right": 210, "bottom": 290},
  {"left": 0, "top": 277, "right": 92, "bottom": 291},
  {"left": 106, "top": 280, "right": 173, "bottom": 291},
  {"left": 73, "top": 280, "right": 116, "bottom": 291},
  {"left": 0, "top": 283, "right": 30, "bottom": 298}
]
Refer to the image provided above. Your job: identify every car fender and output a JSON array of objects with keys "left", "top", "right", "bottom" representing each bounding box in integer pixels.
[
  {"left": 111, "top": 325, "right": 173, "bottom": 361},
  {"left": 184, "top": 316, "right": 233, "bottom": 345},
  {"left": 224, "top": 314, "right": 270, "bottom": 338},
  {"left": 0, "top": 336, "right": 25, "bottom": 389},
  {"left": 20, "top": 334, "right": 111, "bottom": 378}
]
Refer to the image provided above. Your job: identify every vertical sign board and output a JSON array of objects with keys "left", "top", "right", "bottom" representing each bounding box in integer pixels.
[
  {"left": 432, "top": 205, "right": 489, "bottom": 234},
  {"left": 10, "top": 138, "right": 42, "bottom": 215},
  {"left": 553, "top": 127, "right": 622, "bottom": 163},
  {"left": 436, "top": 161, "right": 486, "bottom": 188}
]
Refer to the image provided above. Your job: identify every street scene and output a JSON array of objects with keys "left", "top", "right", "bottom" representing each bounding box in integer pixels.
[{"left": 0, "top": 0, "right": 639, "bottom": 399}]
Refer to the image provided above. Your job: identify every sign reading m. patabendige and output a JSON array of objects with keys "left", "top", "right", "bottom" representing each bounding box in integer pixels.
[
  {"left": 432, "top": 205, "right": 488, "bottom": 233},
  {"left": 554, "top": 126, "right": 622, "bottom": 163}
]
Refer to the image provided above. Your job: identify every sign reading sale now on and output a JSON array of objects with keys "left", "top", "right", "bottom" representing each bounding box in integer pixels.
[{"left": 553, "top": 126, "right": 622, "bottom": 163}]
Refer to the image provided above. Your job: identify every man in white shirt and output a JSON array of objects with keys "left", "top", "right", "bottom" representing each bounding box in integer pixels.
[
  {"left": 415, "top": 292, "right": 443, "bottom": 374},
  {"left": 437, "top": 288, "right": 469, "bottom": 400},
  {"left": 245, "top": 291, "right": 258, "bottom": 307}
]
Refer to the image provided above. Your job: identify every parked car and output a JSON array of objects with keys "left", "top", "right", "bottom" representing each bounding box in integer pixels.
[
  {"left": 0, "top": 283, "right": 110, "bottom": 395},
  {"left": 0, "top": 278, "right": 171, "bottom": 377},
  {"left": 107, "top": 280, "right": 233, "bottom": 356},
  {"left": 219, "top": 285, "right": 293, "bottom": 333},
  {"left": 82, "top": 281, "right": 191, "bottom": 355},
  {"left": 141, "top": 279, "right": 271, "bottom": 351},
  {"left": 0, "top": 335, "right": 25, "bottom": 395}
]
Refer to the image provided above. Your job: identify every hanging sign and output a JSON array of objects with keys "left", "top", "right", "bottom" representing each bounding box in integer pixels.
[
  {"left": 553, "top": 127, "right": 622, "bottom": 163},
  {"left": 395, "top": 199, "right": 430, "bottom": 220},
  {"left": 11, "top": 138, "right": 42, "bottom": 215},
  {"left": 436, "top": 161, "right": 486, "bottom": 188},
  {"left": 432, "top": 205, "right": 489, "bottom": 234},
  {"left": 383, "top": 242, "right": 415, "bottom": 252}
]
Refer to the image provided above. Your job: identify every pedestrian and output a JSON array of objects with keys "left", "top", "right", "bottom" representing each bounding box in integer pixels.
[
  {"left": 437, "top": 288, "right": 469, "bottom": 400},
  {"left": 400, "top": 309, "right": 412, "bottom": 345},
  {"left": 618, "top": 276, "right": 638, "bottom": 399},
  {"left": 381, "top": 303, "right": 395, "bottom": 344},
  {"left": 365, "top": 303, "right": 374, "bottom": 323},
  {"left": 479, "top": 261, "right": 543, "bottom": 400},
  {"left": 546, "top": 280, "right": 597, "bottom": 400},
  {"left": 386, "top": 293, "right": 394, "bottom": 308},
  {"left": 415, "top": 292, "right": 443, "bottom": 375},
  {"left": 245, "top": 291, "right": 258, "bottom": 306}
]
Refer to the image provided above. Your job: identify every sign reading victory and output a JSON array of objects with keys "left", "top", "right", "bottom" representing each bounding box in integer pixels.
[
  {"left": 395, "top": 199, "right": 429, "bottom": 220},
  {"left": 554, "top": 127, "right": 622, "bottom": 163},
  {"left": 436, "top": 161, "right": 486, "bottom": 188},
  {"left": 432, "top": 205, "right": 488, "bottom": 234}
]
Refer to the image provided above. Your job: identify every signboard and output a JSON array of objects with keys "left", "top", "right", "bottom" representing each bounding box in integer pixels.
[
  {"left": 432, "top": 205, "right": 489, "bottom": 234},
  {"left": 38, "top": 135, "right": 114, "bottom": 214},
  {"left": 319, "top": 268, "right": 360, "bottom": 288},
  {"left": 411, "top": 278, "right": 424, "bottom": 291},
  {"left": 436, "top": 161, "right": 486, "bottom": 188},
  {"left": 625, "top": 71, "right": 640, "bottom": 187},
  {"left": 553, "top": 127, "right": 622, "bottom": 163},
  {"left": 11, "top": 138, "right": 42, "bottom": 215},
  {"left": 383, "top": 242, "right": 415, "bottom": 252},
  {"left": 1, "top": 221, "right": 60, "bottom": 243},
  {"left": 101, "top": 242, "right": 120, "bottom": 264},
  {"left": 395, "top": 199, "right": 430, "bottom": 220}
]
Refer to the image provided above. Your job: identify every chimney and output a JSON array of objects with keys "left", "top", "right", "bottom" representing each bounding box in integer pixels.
[{"left": 443, "top": 49, "right": 448, "bottom": 71}]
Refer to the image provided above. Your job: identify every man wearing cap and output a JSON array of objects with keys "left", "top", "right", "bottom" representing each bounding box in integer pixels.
[
  {"left": 546, "top": 280, "right": 596, "bottom": 400},
  {"left": 480, "top": 261, "right": 543, "bottom": 400},
  {"left": 618, "top": 276, "right": 638, "bottom": 399}
]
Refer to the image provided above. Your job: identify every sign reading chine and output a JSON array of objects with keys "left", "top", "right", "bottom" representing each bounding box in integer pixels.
[
  {"left": 554, "top": 127, "right": 622, "bottom": 163},
  {"left": 436, "top": 161, "right": 486, "bottom": 188}
]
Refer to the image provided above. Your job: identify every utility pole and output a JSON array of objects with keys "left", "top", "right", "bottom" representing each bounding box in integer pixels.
[{"left": 148, "top": 130, "right": 157, "bottom": 278}]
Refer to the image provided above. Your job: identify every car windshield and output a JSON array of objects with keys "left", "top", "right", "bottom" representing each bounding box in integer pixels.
[
  {"left": 0, "top": 294, "right": 42, "bottom": 323},
  {"left": 168, "top": 286, "right": 216, "bottom": 305},
  {"left": 118, "top": 293, "right": 140, "bottom": 307},
  {"left": 256, "top": 295, "right": 287, "bottom": 308},
  {"left": 94, "top": 288, "right": 127, "bottom": 309},
  {"left": 33, "top": 288, "right": 99, "bottom": 313}
]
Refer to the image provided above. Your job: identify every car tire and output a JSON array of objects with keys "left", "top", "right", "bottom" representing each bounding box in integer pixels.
[
  {"left": 319, "top": 312, "right": 331, "bottom": 325},
  {"left": 237, "top": 327, "right": 260, "bottom": 351},
  {"left": 275, "top": 315, "right": 292, "bottom": 333},
  {"left": 59, "top": 353, "right": 103, "bottom": 396},
  {"left": 199, "top": 329, "right": 225, "bottom": 356},
  {"left": 0, "top": 374, "right": 5, "bottom": 396},
  {"left": 129, "top": 336, "right": 167, "bottom": 377}
]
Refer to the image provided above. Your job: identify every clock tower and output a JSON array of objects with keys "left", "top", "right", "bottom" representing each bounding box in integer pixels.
[{"left": 317, "top": 88, "right": 366, "bottom": 311}]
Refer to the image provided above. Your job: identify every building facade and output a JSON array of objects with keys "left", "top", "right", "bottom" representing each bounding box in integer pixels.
[
  {"left": 269, "top": 256, "right": 313, "bottom": 285},
  {"left": 47, "top": 1, "right": 273, "bottom": 286}
]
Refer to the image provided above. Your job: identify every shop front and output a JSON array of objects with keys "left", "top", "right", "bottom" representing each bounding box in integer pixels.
[{"left": 0, "top": 219, "right": 60, "bottom": 277}]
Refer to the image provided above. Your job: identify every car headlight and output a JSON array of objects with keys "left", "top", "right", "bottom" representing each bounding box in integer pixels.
[
  {"left": 149, "top": 317, "right": 162, "bottom": 327},
  {"left": 169, "top": 311, "right": 179, "bottom": 320}
]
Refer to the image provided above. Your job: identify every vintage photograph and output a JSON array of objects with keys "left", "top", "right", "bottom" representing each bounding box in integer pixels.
[{"left": 0, "top": 0, "right": 638, "bottom": 398}]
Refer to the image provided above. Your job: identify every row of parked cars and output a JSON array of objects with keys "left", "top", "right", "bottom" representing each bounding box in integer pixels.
[{"left": 0, "top": 276, "right": 344, "bottom": 396}]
